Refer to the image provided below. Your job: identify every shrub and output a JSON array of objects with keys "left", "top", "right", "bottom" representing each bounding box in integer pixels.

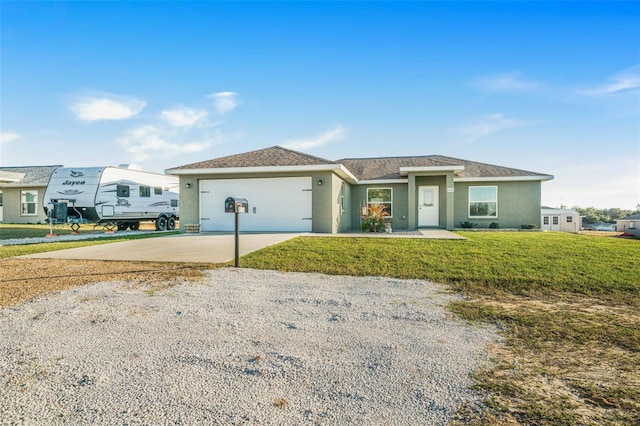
[
  {"left": 521, "top": 223, "right": 539, "bottom": 229},
  {"left": 489, "top": 222, "right": 500, "bottom": 229},
  {"left": 361, "top": 204, "right": 387, "bottom": 232},
  {"left": 459, "top": 221, "right": 477, "bottom": 229}
]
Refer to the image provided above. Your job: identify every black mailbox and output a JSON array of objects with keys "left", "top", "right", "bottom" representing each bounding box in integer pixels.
[{"left": 225, "top": 197, "right": 248, "bottom": 214}]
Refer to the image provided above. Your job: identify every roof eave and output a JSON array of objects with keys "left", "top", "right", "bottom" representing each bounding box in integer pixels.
[
  {"left": 399, "top": 165, "right": 465, "bottom": 176},
  {"left": 166, "top": 164, "right": 358, "bottom": 184},
  {"left": 455, "top": 175, "right": 554, "bottom": 182}
]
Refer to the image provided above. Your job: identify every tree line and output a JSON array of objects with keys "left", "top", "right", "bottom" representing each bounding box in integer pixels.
[{"left": 571, "top": 205, "right": 640, "bottom": 224}]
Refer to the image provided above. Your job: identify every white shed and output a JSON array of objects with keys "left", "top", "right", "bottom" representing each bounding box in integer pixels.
[{"left": 541, "top": 208, "right": 582, "bottom": 233}]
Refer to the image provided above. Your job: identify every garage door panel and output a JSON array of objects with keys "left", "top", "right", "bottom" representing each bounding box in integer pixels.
[{"left": 200, "top": 177, "right": 312, "bottom": 232}]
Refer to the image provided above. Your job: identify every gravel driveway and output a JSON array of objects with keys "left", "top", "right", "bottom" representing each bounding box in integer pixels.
[{"left": 1, "top": 268, "right": 498, "bottom": 425}]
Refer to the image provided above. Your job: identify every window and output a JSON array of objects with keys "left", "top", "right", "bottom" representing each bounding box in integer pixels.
[
  {"left": 139, "top": 186, "right": 151, "bottom": 197},
  {"left": 553, "top": 216, "right": 559, "bottom": 225},
  {"left": 630, "top": 221, "right": 636, "bottom": 229},
  {"left": 0, "top": 191, "right": 3, "bottom": 207},
  {"left": 367, "top": 188, "right": 392, "bottom": 217},
  {"left": 154, "top": 187, "right": 163, "bottom": 195},
  {"left": 567, "top": 216, "right": 573, "bottom": 223},
  {"left": 21, "top": 190, "right": 38, "bottom": 216},
  {"left": 469, "top": 186, "right": 497, "bottom": 218},
  {"left": 117, "top": 185, "right": 130, "bottom": 197},
  {"left": 543, "top": 216, "right": 549, "bottom": 225},
  {"left": 340, "top": 182, "right": 345, "bottom": 213}
]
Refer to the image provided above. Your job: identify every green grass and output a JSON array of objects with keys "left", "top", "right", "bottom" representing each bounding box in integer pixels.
[
  {"left": 242, "top": 232, "right": 639, "bottom": 298},
  {"left": 0, "top": 232, "right": 178, "bottom": 259},
  {"left": 0, "top": 223, "right": 105, "bottom": 239}
]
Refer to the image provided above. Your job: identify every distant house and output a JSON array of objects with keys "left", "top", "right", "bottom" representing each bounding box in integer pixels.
[
  {"left": 541, "top": 207, "right": 582, "bottom": 233},
  {"left": 615, "top": 214, "right": 640, "bottom": 237},
  {"left": 589, "top": 222, "right": 617, "bottom": 231},
  {"left": 0, "top": 165, "right": 62, "bottom": 224},
  {"left": 166, "top": 146, "right": 553, "bottom": 233}
]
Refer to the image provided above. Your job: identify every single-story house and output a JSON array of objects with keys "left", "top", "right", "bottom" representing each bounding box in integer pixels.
[
  {"left": 615, "top": 214, "right": 640, "bottom": 237},
  {"left": 541, "top": 207, "right": 582, "bottom": 233},
  {"left": 166, "top": 146, "right": 553, "bottom": 233},
  {"left": 0, "top": 165, "right": 62, "bottom": 224}
]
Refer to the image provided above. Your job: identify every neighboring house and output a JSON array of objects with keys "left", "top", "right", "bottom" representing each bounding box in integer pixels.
[
  {"left": 588, "top": 222, "right": 617, "bottom": 231},
  {"left": 0, "top": 165, "right": 62, "bottom": 224},
  {"left": 166, "top": 146, "right": 553, "bottom": 233},
  {"left": 541, "top": 207, "right": 582, "bottom": 233},
  {"left": 615, "top": 214, "right": 640, "bottom": 237}
]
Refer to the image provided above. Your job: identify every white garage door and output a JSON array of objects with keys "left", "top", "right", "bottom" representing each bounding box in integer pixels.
[{"left": 199, "top": 177, "right": 312, "bottom": 232}]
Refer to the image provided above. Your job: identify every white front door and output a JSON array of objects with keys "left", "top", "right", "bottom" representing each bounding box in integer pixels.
[{"left": 418, "top": 186, "right": 439, "bottom": 227}]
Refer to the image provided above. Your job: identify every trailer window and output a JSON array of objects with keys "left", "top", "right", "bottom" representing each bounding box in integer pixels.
[
  {"left": 139, "top": 186, "right": 151, "bottom": 197},
  {"left": 117, "top": 185, "right": 130, "bottom": 198},
  {"left": 154, "top": 187, "right": 162, "bottom": 195}
]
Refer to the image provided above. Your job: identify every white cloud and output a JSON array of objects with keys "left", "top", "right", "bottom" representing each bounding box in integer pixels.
[
  {"left": 118, "top": 125, "right": 211, "bottom": 162},
  {"left": 208, "top": 91, "right": 239, "bottom": 115},
  {"left": 69, "top": 94, "right": 146, "bottom": 121},
  {"left": 282, "top": 125, "right": 347, "bottom": 150},
  {"left": 0, "top": 131, "right": 20, "bottom": 144},
  {"left": 470, "top": 72, "right": 539, "bottom": 92},
  {"left": 160, "top": 107, "right": 208, "bottom": 127},
  {"left": 578, "top": 65, "right": 640, "bottom": 96},
  {"left": 460, "top": 113, "right": 524, "bottom": 142}
]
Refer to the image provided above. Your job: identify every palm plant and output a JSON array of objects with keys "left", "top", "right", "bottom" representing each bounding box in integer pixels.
[{"left": 361, "top": 203, "right": 388, "bottom": 232}]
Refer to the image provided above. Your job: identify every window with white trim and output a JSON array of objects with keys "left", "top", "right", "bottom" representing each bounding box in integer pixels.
[
  {"left": 21, "top": 190, "right": 38, "bottom": 216},
  {"left": 567, "top": 216, "right": 573, "bottom": 223},
  {"left": 340, "top": 182, "right": 345, "bottom": 213},
  {"left": 468, "top": 186, "right": 497, "bottom": 218},
  {"left": 367, "top": 188, "right": 392, "bottom": 217},
  {"left": 553, "top": 216, "right": 559, "bottom": 225},
  {"left": 543, "top": 216, "right": 549, "bottom": 225}
]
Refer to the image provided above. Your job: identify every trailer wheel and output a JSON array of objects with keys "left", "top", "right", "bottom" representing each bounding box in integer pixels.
[
  {"left": 117, "top": 222, "right": 129, "bottom": 231},
  {"left": 129, "top": 221, "right": 140, "bottom": 231},
  {"left": 155, "top": 216, "right": 168, "bottom": 231},
  {"left": 167, "top": 216, "right": 176, "bottom": 231}
]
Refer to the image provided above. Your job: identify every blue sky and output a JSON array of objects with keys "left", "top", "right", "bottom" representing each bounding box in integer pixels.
[{"left": 1, "top": 1, "right": 638, "bottom": 209}]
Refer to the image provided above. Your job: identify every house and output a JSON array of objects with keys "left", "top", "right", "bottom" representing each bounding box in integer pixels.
[
  {"left": 166, "top": 146, "right": 553, "bottom": 233},
  {"left": 615, "top": 214, "right": 640, "bottom": 237},
  {"left": 0, "top": 165, "right": 62, "bottom": 224},
  {"left": 541, "top": 207, "right": 582, "bottom": 233}
]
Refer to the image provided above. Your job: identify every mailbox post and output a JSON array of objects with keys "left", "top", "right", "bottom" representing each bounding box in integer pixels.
[{"left": 225, "top": 197, "right": 249, "bottom": 267}]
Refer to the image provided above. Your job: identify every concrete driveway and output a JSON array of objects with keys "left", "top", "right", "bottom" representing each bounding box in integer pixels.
[{"left": 23, "top": 233, "right": 304, "bottom": 263}]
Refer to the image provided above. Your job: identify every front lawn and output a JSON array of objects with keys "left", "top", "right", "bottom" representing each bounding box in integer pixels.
[{"left": 242, "top": 232, "right": 640, "bottom": 425}]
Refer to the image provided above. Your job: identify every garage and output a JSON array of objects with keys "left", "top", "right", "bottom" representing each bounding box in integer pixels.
[{"left": 199, "top": 177, "right": 313, "bottom": 232}]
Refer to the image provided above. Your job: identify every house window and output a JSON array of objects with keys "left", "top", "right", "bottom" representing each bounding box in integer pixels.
[
  {"left": 154, "top": 187, "right": 163, "bottom": 195},
  {"left": 367, "top": 188, "right": 392, "bottom": 217},
  {"left": 139, "top": 186, "right": 151, "bottom": 197},
  {"left": 117, "top": 185, "right": 130, "bottom": 198},
  {"left": 21, "top": 190, "right": 38, "bottom": 216},
  {"left": 340, "top": 182, "right": 345, "bottom": 213},
  {"left": 543, "top": 216, "right": 549, "bottom": 225},
  {"left": 630, "top": 221, "right": 636, "bottom": 229},
  {"left": 0, "top": 191, "right": 3, "bottom": 207},
  {"left": 469, "top": 186, "right": 497, "bottom": 218},
  {"left": 553, "top": 216, "right": 559, "bottom": 225},
  {"left": 567, "top": 216, "right": 573, "bottom": 223}
]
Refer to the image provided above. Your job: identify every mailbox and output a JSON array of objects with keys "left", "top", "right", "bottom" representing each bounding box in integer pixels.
[{"left": 225, "top": 197, "right": 248, "bottom": 214}]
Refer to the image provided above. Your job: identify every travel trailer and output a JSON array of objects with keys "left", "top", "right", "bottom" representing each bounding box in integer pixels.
[{"left": 43, "top": 166, "right": 179, "bottom": 231}]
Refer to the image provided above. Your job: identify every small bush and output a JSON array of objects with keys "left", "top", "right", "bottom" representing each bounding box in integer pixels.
[
  {"left": 521, "top": 223, "right": 539, "bottom": 229},
  {"left": 459, "top": 221, "right": 477, "bottom": 229},
  {"left": 489, "top": 222, "right": 500, "bottom": 229}
]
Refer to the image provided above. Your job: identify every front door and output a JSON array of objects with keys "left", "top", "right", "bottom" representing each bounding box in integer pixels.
[{"left": 418, "top": 186, "right": 439, "bottom": 227}]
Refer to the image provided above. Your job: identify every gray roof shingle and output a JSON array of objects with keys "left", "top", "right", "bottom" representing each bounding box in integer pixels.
[
  {"left": 338, "top": 155, "right": 549, "bottom": 180},
  {"left": 0, "top": 165, "right": 62, "bottom": 186},
  {"left": 170, "top": 146, "right": 336, "bottom": 170},
  {"left": 169, "top": 146, "right": 551, "bottom": 181}
]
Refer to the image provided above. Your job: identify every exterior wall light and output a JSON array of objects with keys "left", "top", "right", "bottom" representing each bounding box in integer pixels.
[
  {"left": 318, "top": 179, "right": 323, "bottom": 185},
  {"left": 185, "top": 183, "right": 192, "bottom": 188}
]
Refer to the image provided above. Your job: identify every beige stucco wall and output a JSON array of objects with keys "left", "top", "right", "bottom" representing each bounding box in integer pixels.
[
  {"left": 0, "top": 186, "right": 49, "bottom": 224},
  {"left": 176, "top": 171, "right": 350, "bottom": 233}
]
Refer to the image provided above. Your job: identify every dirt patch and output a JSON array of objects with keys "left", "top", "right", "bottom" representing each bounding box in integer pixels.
[{"left": 0, "top": 258, "right": 212, "bottom": 307}]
